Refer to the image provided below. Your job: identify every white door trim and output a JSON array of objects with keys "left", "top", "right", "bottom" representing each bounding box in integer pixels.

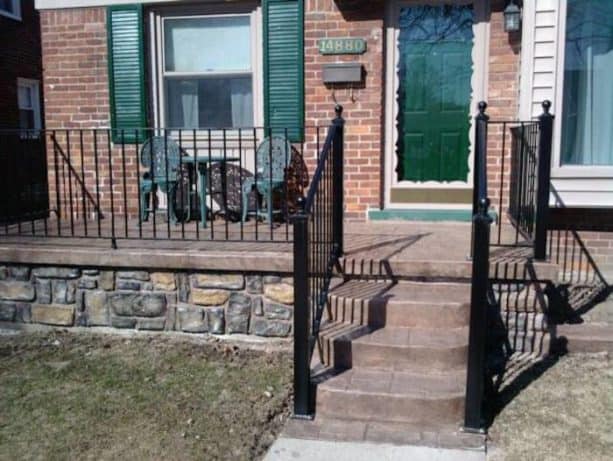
[{"left": 383, "top": 0, "right": 489, "bottom": 209}]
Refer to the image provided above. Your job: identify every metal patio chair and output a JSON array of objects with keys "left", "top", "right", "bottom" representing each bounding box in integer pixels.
[
  {"left": 241, "top": 135, "right": 292, "bottom": 223},
  {"left": 139, "top": 136, "right": 190, "bottom": 223}
]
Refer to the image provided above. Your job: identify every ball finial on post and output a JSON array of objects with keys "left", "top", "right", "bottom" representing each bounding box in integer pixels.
[
  {"left": 542, "top": 100, "right": 551, "bottom": 114},
  {"left": 334, "top": 104, "right": 343, "bottom": 119}
]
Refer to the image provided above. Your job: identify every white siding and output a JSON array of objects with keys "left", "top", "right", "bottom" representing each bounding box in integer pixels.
[
  {"left": 521, "top": 0, "right": 613, "bottom": 207},
  {"left": 529, "top": 0, "right": 559, "bottom": 117}
]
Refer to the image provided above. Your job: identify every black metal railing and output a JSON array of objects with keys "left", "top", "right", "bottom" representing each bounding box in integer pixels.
[
  {"left": 0, "top": 126, "right": 326, "bottom": 244},
  {"left": 488, "top": 101, "right": 554, "bottom": 258},
  {"left": 292, "top": 106, "right": 344, "bottom": 418},
  {"left": 464, "top": 101, "right": 554, "bottom": 432}
]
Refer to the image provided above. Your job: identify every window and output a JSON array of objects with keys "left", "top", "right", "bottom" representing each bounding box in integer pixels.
[
  {"left": 17, "top": 79, "right": 41, "bottom": 135},
  {"left": 0, "top": 0, "right": 21, "bottom": 20},
  {"left": 162, "top": 15, "right": 254, "bottom": 128},
  {"left": 560, "top": 0, "right": 613, "bottom": 166}
]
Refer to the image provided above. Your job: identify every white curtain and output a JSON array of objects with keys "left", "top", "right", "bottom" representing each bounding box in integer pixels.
[
  {"left": 230, "top": 78, "right": 253, "bottom": 128},
  {"left": 561, "top": 0, "right": 613, "bottom": 165},
  {"left": 167, "top": 80, "right": 198, "bottom": 128}
]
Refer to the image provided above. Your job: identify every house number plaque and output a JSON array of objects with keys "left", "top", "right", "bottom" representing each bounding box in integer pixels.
[{"left": 318, "top": 38, "right": 367, "bottom": 55}]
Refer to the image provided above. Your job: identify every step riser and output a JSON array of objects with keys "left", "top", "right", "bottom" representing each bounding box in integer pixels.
[
  {"left": 316, "top": 389, "right": 464, "bottom": 425},
  {"left": 384, "top": 302, "right": 470, "bottom": 329},
  {"left": 333, "top": 341, "right": 468, "bottom": 371}
]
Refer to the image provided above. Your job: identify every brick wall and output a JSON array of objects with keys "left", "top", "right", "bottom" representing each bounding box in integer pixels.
[
  {"left": 40, "top": 8, "right": 138, "bottom": 217},
  {"left": 485, "top": 1, "right": 522, "bottom": 210},
  {"left": 40, "top": 8, "right": 109, "bottom": 128},
  {"left": 0, "top": 0, "right": 43, "bottom": 128},
  {"left": 304, "top": 0, "right": 385, "bottom": 219}
]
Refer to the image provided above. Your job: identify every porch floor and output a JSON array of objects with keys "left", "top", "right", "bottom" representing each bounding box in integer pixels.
[{"left": 0, "top": 216, "right": 542, "bottom": 276}]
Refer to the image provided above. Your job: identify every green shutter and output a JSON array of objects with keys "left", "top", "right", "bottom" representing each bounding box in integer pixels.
[
  {"left": 107, "top": 5, "right": 147, "bottom": 143},
  {"left": 263, "top": 0, "right": 304, "bottom": 142}
]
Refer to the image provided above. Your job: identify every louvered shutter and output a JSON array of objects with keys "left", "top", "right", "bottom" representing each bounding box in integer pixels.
[
  {"left": 107, "top": 5, "right": 147, "bottom": 143},
  {"left": 263, "top": 0, "right": 304, "bottom": 142}
]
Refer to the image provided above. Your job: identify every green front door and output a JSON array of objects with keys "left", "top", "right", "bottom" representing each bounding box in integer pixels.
[{"left": 396, "top": 5, "right": 474, "bottom": 182}]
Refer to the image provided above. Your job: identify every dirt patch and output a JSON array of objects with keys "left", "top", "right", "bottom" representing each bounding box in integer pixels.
[
  {"left": 0, "top": 330, "right": 292, "bottom": 460},
  {"left": 488, "top": 353, "right": 613, "bottom": 461}
]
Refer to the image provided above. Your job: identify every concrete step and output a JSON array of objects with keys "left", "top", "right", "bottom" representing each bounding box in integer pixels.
[
  {"left": 555, "top": 323, "right": 613, "bottom": 353},
  {"left": 282, "top": 416, "right": 486, "bottom": 450},
  {"left": 315, "top": 368, "right": 466, "bottom": 424},
  {"left": 330, "top": 326, "right": 468, "bottom": 371},
  {"left": 338, "top": 255, "right": 560, "bottom": 281},
  {"left": 327, "top": 280, "right": 471, "bottom": 329}
]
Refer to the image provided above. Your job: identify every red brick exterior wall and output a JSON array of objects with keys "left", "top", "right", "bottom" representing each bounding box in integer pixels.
[
  {"left": 0, "top": 0, "right": 43, "bottom": 128},
  {"left": 40, "top": 8, "right": 138, "bottom": 218},
  {"left": 304, "top": 0, "right": 385, "bottom": 219}
]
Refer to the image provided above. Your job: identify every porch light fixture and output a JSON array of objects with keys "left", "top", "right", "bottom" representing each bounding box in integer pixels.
[{"left": 503, "top": 0, "right": 521, "bottom": 32}]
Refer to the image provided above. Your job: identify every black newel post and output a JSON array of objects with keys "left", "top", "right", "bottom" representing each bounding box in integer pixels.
[
  {"left": 464, "top": 100, "right": 492, "bottom": 433},
  {"left": 472, "top": 102, "right": 489, "bottom": 216},
  {"left": 534, "top": 100, "right": 553, "bottom": 260},
  {"left": 292, "top": 196, "right": 312, "bottom": 418},
  {"left": 332, "top": 104, "right": 344, "bottom": 256}
]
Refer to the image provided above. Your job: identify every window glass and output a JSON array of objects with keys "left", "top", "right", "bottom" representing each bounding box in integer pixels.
[
  {"left": 0, "top": 0, "right": 16, "bottom": 15},
  {"left": 164, "top": 16, "right": 251, "bottom": 72},
  {"left": 165, "top": 76, "right": 253, "bottom": 128},
  {"left": 17, "top": 81, "right": 39, "bottom": 131},
  {"left": 561, "top": 0, "right": 613, "bottom": 166}
]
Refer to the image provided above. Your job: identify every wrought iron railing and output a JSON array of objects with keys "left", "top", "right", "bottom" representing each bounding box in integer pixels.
[
  {"left": 0, "top": 126, "right": 327, "bottom": 244},
  {"left": 292, "top": 106, "right": 344, "bottom": 418},
  {"left": 464, "top": 101, "right": 554, "bottom": 432},
  {"left": 487, "top": 101, "right": 554, "bottom": 258}
]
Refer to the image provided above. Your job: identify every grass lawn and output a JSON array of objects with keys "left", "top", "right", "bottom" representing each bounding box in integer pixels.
[
  {"left": 0, "top": 330, "right": 292, "bottom": 460},
  {"left": 488, "top": 352, "right": 613, "bottom": 461}
]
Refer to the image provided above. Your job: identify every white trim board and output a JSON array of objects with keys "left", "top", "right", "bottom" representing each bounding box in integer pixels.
[{"left": 36, "top": 0, "right": 194, "bottom": 10}]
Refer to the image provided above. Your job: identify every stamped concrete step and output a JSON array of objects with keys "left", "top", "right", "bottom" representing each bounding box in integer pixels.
[
  {"left": 315, "top": 368, "right": 466, "bottom": 424},
  {"left": 555, "top": 323, "right": 613, "bottom": 353},
  {"left": 282, "top": 417, "right": 486, "bottom": 450},
  {"left": 338, "top": 255, "right": 559, "bottom": 281},
  {"left": 332, "top": 326, "right": 469, "bottom": 371},
  {"left": 327, "top": 280, "right": 471, "bottom": 328}
]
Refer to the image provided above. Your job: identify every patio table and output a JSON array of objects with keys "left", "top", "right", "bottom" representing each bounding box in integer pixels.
[{"left": 182, "top": 155, "right": 239, "bottom": 227}]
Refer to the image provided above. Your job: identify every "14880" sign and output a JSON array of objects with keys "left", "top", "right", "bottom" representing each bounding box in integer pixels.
[{"left": 318, "top": 38, "right": 367, "bottom": 55}]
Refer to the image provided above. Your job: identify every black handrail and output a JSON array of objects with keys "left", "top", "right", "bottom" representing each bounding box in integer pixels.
[{"left": 292, "top": 106, "right": 344, "bottom": 418}]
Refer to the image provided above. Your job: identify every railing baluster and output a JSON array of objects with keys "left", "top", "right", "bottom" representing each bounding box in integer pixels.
[
  {"left": 107, "top": 130, "right": 117, "bottom": 249},
  {"left": 121, "top": 130, "right": 128, "bottom": 238},
  {"left": 79, "top": 130, "right": 87, "bottom": 236},
  {"left": 93, "top": 129, "right": 102, "bottom": 237},
  {"left": 135, "top": 129, "right": 143, "bottom": 239}
]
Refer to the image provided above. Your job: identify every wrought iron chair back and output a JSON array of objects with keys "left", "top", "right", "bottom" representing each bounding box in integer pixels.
[
  {"left": 255, "top": 136, "right": 292, "bottom": 181},
  {"left": 140, "top": 136, "right": 182, "bottom": 186}
]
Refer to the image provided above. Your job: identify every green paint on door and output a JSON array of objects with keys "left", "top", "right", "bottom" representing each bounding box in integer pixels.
[{"left": 396, "top": 5, "right": 474, "bottom": 182}]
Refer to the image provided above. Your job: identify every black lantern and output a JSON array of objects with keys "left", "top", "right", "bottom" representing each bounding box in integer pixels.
[{"left": 503, "top": 0, "right": 521, "bottom": 32}]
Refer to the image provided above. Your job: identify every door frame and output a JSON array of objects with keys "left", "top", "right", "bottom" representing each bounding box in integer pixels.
[{"left": 383, "top": 0, "right": 490, "bottom": 209}]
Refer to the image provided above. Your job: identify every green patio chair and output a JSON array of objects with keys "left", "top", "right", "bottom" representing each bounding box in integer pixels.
[
  {"left": 139, "top": 136, "right": 189, "bottom": 223},
  {"left": 241, "top": 136, "right": 292, "bottom": 223}
]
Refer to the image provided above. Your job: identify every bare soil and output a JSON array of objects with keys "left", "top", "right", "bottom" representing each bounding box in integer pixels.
[
  {"left": 0, "top": 330, "right": 292, "bottom": 461},
  {"left": 488, "top": 352, "right": 613, "bottom": 461}
]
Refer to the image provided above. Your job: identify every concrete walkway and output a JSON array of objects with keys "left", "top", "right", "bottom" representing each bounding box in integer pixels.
[{"left": 264, "top": 437, "right": 486, "bottom": 461}]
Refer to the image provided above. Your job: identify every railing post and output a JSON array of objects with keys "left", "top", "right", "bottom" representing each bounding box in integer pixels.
[
  {"left": 464, "top": 197, "right": 492, "bottom": 433},
  {"left": 292, "top": 197, "right": 312, "bottom": 419},
  {"left": 534, "top": 100, "right": 553, "bottom": 260},
  {"left": 332, "top": 104, "right": 344, "bottom": 256}
]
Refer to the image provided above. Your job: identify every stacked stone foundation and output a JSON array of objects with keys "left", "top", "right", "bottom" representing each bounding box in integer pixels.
[{"left": 0, "top": 264, "right": 294, "bottom": 339}]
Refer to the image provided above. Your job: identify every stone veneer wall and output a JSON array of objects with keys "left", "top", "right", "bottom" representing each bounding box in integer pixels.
[{"left": 0, "top": 264, "right": 294, "bottom": 338}]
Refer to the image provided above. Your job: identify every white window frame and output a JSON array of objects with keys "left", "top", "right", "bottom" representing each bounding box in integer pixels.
[
  {"left": 17, "top": 78, "right": 42, "bottom": 136},
  {"left": 149, "top": 3, "right": 264, "bottom": 131},
  {"left": 0, "top": 0, "right": 21, "bottom": 20},
  {"left": 552, "top": 0, "right": 613, "bottom": 178},
  {"left": 383, "top": 0, "right": 490, "bottom": 209}
]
